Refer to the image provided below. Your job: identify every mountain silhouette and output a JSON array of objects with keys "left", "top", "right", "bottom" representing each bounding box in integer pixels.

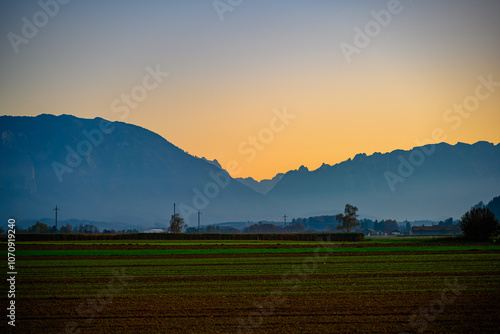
[
  {"left": 0, "top": 114, "right": 278, "bottom": 226},
  {"left": 236, "top": 173, "right": 284, "bottom": 195},
  {"left": 267, "top": 141, "right": 500, "bottom": 220},
  {"left": 1, "top": 115, "right": 498, "bottom": 225}
]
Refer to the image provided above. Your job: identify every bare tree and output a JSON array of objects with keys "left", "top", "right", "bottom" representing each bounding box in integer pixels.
[
  {"left": 335, "top": 204, "right": 360, "bottom": 232},
  {"left": 168, "top": 214, "right": 187, "bottom": 233},
  {"left": 59, "top": 223, "right": 72, "bottom": 233}
]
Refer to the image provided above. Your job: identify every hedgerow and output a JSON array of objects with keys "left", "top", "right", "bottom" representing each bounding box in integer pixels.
[{"left": 15, "top": 232, "right": 364, "bottom": 242}]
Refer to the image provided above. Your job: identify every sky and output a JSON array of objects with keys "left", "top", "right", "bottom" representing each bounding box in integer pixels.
[{"left": 1, "top": 0, "right": 499, "bottom": 181}]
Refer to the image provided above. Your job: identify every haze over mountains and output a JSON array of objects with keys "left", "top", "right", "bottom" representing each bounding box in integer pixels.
[
  {"left": 235, "top": 174, "right": 285, "bottom": 195},
  {"left": 0, "top": 114, "right": 278, "bottom": 226},
  {"left": 202, "top": 157, "right": 284, "bottom": 195},
  {"left": 268, "top": 141, "right": 500, "bottom": 220},
  {"left": 1, "top": 115, "right": 499, "bottom": 227}
]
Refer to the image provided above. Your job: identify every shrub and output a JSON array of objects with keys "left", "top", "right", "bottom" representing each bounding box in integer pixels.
[{"left": 459, "top": 207, "right": 500, "bottom": 241}]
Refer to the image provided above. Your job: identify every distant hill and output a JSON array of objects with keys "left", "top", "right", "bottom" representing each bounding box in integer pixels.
[
  {"left": 236, "top": 173, "right": 284, "bottom": 195},
  {"left": 267, "top": 142, "right": 500, "bottom": 221},
  {"left": 0, "top": 114, "right": 279, "bottom": 226}
]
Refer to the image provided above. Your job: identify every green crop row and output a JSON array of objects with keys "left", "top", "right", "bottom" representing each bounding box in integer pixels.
[
  {"left": 16, "top": 252, "right": 500, "bottom": 268},
  {"left": 16, "top": 254, "right": 500, "bottom": 281},
  {"left": 16, "top": 272, "right": 499, "bottom": 300},
  {"left": 15, "top": 244, "right": 500, "bottom": 257}
]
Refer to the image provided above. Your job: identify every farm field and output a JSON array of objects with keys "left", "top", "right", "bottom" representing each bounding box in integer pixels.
[{"left": 4, "top": 238, "right": 500, "bottom": 333}]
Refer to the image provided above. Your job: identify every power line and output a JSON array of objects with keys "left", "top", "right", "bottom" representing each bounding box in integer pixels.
[
  {"left": 53, "top": 205, "right": 60, "bottom": 229},
  {"left": 197, "top": 210, "right": 202, "bottom": 232}
]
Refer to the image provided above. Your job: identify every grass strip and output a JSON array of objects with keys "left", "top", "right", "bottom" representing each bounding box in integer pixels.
[{"left": 16, "top": 245, "right": 500, "bottom": 257}]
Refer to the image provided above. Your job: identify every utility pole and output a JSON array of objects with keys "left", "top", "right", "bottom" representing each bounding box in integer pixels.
[
  {"left": 53, "top": 205, "right": 60, "bottom": 230},
  {"left": 173, "top": 203, "right": 176, "bottom": 216},
  {"left": 197, "top": 210, "right": 202, "bottom": 233}
]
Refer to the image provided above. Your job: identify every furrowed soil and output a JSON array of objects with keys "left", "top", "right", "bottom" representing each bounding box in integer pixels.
[{"left": 3, "top": 240, "right": 500, "bottom": 333}]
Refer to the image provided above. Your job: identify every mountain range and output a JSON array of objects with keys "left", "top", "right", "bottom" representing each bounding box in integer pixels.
[
  {"left": 1, "top": 114, "right": 499, "bottom": 227},
  {"left": 268, "top": 142, "right": 500, "bottom": 221},
  {"left": 235, "top": 174, "right": 285, "bottom": 195},
  {"left": 0, "top": 114, "right": 278, "bottom": 226},
  {"left": 200, "top": 157, "right": 283, "bottom": 195}
]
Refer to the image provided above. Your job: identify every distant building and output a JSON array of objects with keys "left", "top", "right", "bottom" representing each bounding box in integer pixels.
[
  {"left": 411, "top": 225, "right": 461, "bottom": 236},
  {"left": 356, "top": 228, "right": 379, "bottom": 236},
  {"left": 382, "top": 229, "right": 401, "bottom": 236},
  {"left": 143, "top": 229, "right": 165, "bottom": 233}
]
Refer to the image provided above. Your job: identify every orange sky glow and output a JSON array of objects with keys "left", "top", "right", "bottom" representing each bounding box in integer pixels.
[{"left": 1, "top": 1, "right": 499, "bottom": 180}]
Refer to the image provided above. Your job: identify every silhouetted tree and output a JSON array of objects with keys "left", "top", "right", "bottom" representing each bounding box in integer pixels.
[
  {"left": 460, "top": 207, "right": 500, "bottom": 241},
  {"left": 205, "top": 225, "right": 218, "bottom": 233},
  {"left": 59, "top": 223, "right": 72, "bottom": 233},
  {"left": 243, "top": 222, "right": 282, "bottom": 233},
  {"left": 185, "top": 227, "right": 199, "bottom": 234},
  {"left": 335, "top": 204, "right": 360, "bottom": 232},
  {"left": 124, "top": 229, "right": 139, "bottom": 233},
  {"left": 168, "top": 214, "right": 187, "bottom": 233},
  {"left": 284, "top": 222, "right": 306, "bottom": 233},
  {"left": 439, "top": 218, "right": 454, "bottom": 226},
  {"left": 74, "top": 224, "right": 99, "bottom": 234},
  {"left": 382, "top": 219, "right": 399, "bottom": 231},
  {"left": 28, "top": 222, "right": 50, "bottom": 233}
]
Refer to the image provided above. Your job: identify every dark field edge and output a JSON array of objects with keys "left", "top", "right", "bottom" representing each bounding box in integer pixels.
[{"left": 6, "top": 232, "right": 364, "bottom": 242}]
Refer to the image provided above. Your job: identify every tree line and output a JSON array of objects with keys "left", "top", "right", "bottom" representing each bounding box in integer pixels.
[
  {"left": 1, "top": 222, "right": 139, "bottom": 234},
  {"left": 6, "top": 199, "right": 499, "bottom": 241}
]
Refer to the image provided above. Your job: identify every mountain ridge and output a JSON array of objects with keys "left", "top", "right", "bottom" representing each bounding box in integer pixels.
[
  {"left": 268, "top": 141, "right": 500, "bottom": 220},
  {"left": 1, "top": 114, "right": 498, "bottom": 225},
  {"left": 235, "top": 173, "right": 285, "bottom": 195},
  {"left": 0, "top": 114, "right": 280, "bottom": 226}
]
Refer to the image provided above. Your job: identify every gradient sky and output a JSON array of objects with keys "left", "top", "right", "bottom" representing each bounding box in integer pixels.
[{"left": 1, "top": 0, "right": 499, "bottom": 180}]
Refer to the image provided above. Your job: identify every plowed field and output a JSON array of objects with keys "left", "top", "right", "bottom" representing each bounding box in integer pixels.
[{"left": 3, "top": 239, "right": 500, "bottom": 333}]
